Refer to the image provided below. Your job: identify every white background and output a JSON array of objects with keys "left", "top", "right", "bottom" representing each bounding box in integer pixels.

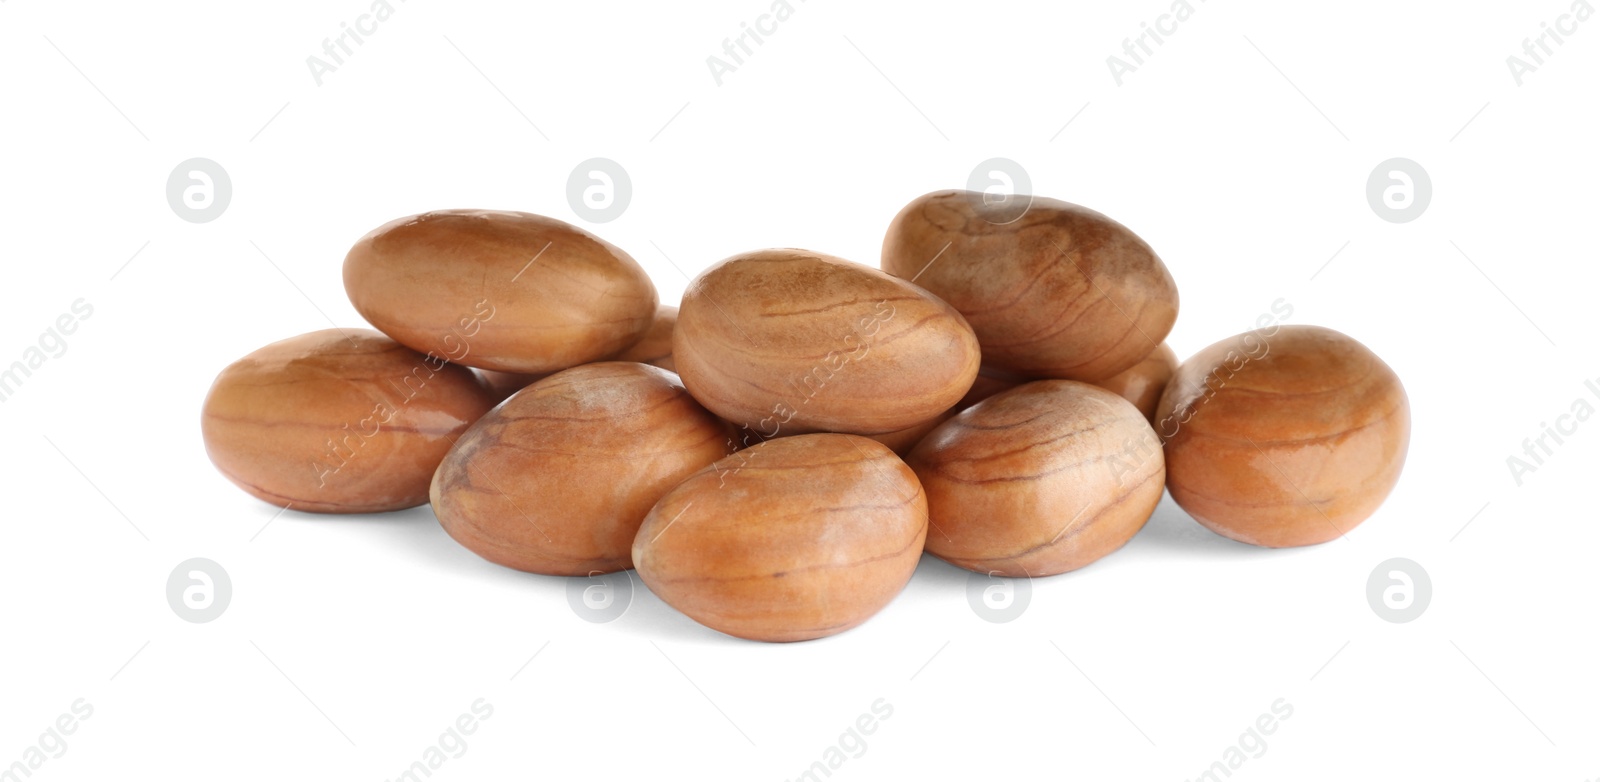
[{"left": 2, "top": 0, "right": 1597, "bottom": 779}]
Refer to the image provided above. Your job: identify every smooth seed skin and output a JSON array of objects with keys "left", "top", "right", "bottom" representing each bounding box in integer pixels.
[
  {"left": 477, "top": 369, "right": 547, "bottom": 402},
  {"left": 614, "top": 304, "right": 678, "bottom": 372},
  {"left": 674, "top": 248, "right": 981, "bottom": 436},
  {"left": 1095, "top": 342, "right": 1178, "bottom": 424},
  {"left": 477, "top": 306, "right": 676, "bottom": 403},
  {"left": 343, "top": 209, "right": 657, "bottom": 373},
  {"left": 956, "top": 367, "right": 1023, "bottom": 411},
  {"left": 201, "top": 329, "right": 497, "bottom": 514},
  {"left": 633, "top": 434, "right": 928, "bottom": 643},
  {"left": 431, "top": 362, "right": 731, "bottom": 576},
  {"left": 1156, "top": 325, "right": 1409, "bottom": 548},
  {"left": 868, "top": 408, "right": 957, "bottom": 456},
  {"left": 906, "top": 381, "right": 1164, "bottom": 577},
  {"left": 881, "top": 190, "right": 1179, "bottom": 381}
]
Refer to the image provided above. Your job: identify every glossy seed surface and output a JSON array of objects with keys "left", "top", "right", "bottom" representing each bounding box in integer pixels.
[
  {"left": 907, "top": 380, "right": 1164, "bottom": 576},
  {"left": 344, "top": 209, "right": 657, "bottom": 373},
  {"left": 431, "top": 362, "right": 731, "bottom": 575},
  {"left": 202, "top": 328, "right": 496, "bottom": 513},
  {"left": 882, "top": 190, "right": 1178, "bottom": 381},
  {"left": 633, "top": 434, "right": 927, "bottom": 642},
  {"left": 1156, "top": 325, "right": 1410, "bottom": 547},
  {"left": 674, "top": 248, "right": 980, "bottom": 436}
]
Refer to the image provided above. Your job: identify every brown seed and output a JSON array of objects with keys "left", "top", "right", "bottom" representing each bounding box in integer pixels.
[
  {"left": 343, "top": 209, "right": 657, "bottom": 374},
  {"left": 881, "top": 190, "right": 1179, "bottom": 381},
  {"left": 674, "top": 248, "right": 980, "bottom": 436},
  {"left": 614, "top": 304, "right": 678, "bottom": 372},
  {"left": 906, "top": 381, "right": 1164, "bottom": 577},
  {"left": 477, "top": 369, "right": 547, "bottom": 402},
  {"left": 956, "top": 366, "right": 1024, "bottom": 411},
  {"left": 1155, "top": 325, "right": 1409, "bottom": 548},
  {"left": 201, "top": 329, "right": 497, "bottom": 513},
  {"left": 431, "top": 362, "right": 732, "bottom": 576},
  {"left": 633, "top": 434, "right": 927, "bottom": 642},
  {"left": 867, "top": 408, "right": 957, "bottom": 456},
  {"left": 476, "top": 305, "right": 677, "bottom": 402},
  {"left": 1095, "top": 342, "right": 1178, "bottom": 424}
]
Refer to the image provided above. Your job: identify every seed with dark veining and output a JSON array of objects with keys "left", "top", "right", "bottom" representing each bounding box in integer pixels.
[
  {"left": 633, "top": 434, "right": 927, "bottom": 642},
  {"left": 882, "top": 191, "right": 1178, "bottom": 381},
  {"left": 201, "top": 328, "right": 497, "bottom": 513},
  {"left": 614, "top": 304, "right": 678, "bottom": 372},
  {"left": 344, "top": 209, "right": 658, "bottom": 374},
  {"left": 675, "top": 248, "right": 980, "bottom": 437},
  {"left": 1155, "top": 325, "right": 1409, "bottom": 547},
  {"left": 906, "top": 380, "right": 1164, "bottom": 576},
  {"left": 431, "top": 362, "right": 731, "bottom": 575},
  {"left": 1095, "top": 342, "right": 1178, "bottom": 424}
]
